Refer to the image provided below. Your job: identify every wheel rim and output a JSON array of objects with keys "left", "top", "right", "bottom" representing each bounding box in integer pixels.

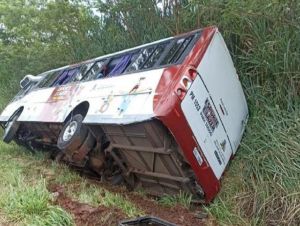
[{"left": 62, "top": 121, "right": 78, "bottom": 142}]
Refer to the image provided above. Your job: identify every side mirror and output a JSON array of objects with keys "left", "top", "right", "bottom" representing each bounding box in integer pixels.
[{"left": 20, "top": 74, "right": 43, "bottom": 89}]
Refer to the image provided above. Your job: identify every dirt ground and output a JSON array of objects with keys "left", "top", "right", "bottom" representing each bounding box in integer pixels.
[
  {"left": 48, "top": 184, "right": 126, "bottom": 226},
  {"left": 94, "top": 181, "right": 209, "bottom": 226},
  {"left": 127, "top": 193, "right": 207, "bottom": 225},
  {"left": 47, "top": 182, "right": 211, "bottom": 226}
]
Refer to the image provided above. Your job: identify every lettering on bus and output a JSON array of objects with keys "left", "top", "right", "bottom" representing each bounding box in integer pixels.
[
  {"left": 201, "top": 98, "right": 219, "bottom": 136},
  {"left": 188, "top": 91, "right": 219, "bottom": 136},
  {"left": 214, "top": 150, "right": 222, "bottom": 165},
  {"left": 189, "top": 91, "right": 201, "bottom": 111}
]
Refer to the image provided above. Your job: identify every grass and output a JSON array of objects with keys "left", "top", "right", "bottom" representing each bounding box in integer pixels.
[
  {"left": 0, "top": 142, "right": 74, "bottom": 225},
  {"left": 158, "top": 191, "right": 192, "bottom": 209},
  {"left": 49, "top": 162, "right": 82, "bottom": 185},
  {"left": 65, "top": 182, "right": 144, "bottom": 218},
  {"left": 1, "top": 181, "right": 73, "bottom": 226},
  {"left": 48, "top": 161, "right": 143, "bottom": 218},
  {"left": 0, "top": 141, "right": 144, "bottom": 224}
]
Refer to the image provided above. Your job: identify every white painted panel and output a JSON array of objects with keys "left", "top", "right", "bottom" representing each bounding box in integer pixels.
[
  {"left": 0, "top": 101, "right": 22, "bottom": 120},
  {"left": 22, "top": 87, "right": 55, "bottom": 103},
  {"left": 197, "top": 32, "right": 249, "bottom": 153},
  {"left": 79, "top": 68, "right": 164, "bottom": 124},
  {"left": 181, "top": 75, "right": 232, "bottom": 179}
]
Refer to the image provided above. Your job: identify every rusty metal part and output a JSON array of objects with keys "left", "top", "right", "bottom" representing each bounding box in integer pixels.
[
  {"left": 101, "top": 119, "right": 203, "bottom": 199},
  {"left": 88, "top": 154, "right": 105, "bottom": 174},
  {"left": 130, "top": 169, "right": 190, "bottom": 183},
  {"left": 72, "top": 131, "right": 96, "bottom": 162}
]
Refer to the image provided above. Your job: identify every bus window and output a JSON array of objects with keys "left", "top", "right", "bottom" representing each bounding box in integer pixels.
[
  {"left": 82, "top": 60, "right": 107, "bottom": 81},
  {"left": 107, "top": 53, "right": 134, "bottom": 77},
  {"left": 38, "top": 70, "right": 63, "bottom": 88},
  {"left": 160, "top": 35, "right": 193, "bottom": 65},
  {"left": 142, "top": 42, "right": 169, "bottom": 69},
  {"left": 51, "top": 67, "right": 80, "bottom": 86},
  {"left": 125, "top": 46, "right": 156, "bottom": 72},
  {"left": 70, "top": 62, "right": 94, "bottom": 82}
]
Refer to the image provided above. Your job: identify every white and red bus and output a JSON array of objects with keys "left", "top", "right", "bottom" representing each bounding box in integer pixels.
[{"left": 0, "top": 27, "right": 248, "bottom": 202}]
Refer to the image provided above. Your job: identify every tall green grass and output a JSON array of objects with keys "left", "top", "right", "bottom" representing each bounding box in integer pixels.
[
  {"left": 0, "top": 142, "right": 143, "bottom": 224},
  {"left": 158, "top": 191, "right": 193, "bottom": 209},
  {"left": 206, "top": 91, "right": 300, "bottom": 225},
  {"left": 195, "top": 1, "right": 300, "bottom": 225}
]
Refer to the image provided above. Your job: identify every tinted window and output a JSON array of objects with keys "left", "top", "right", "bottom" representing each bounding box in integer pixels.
[
  {"left": 161, "top": 36, "right": 193, "bottom": 65},
  {"left": 37, "top": 32, "right": 199, "bottom": 88},
  {"left": 51, "top": 67, "right": 81, "bottom": 86},
  {"left": 82, "top": 60, "right": 107, "bottom": 81},
  {"left": 107, "top": 53, "right": 134, "bottom": 77},
  {"left": 125, "top": 46, "right": 156, "bottom": 72},
  {"left": 142, "top": 42, "right": 169, "bottom": 69},
  {"left": 70, "top": 62, "right": 94, "bottom": 82},
  {"left": 38, "top": 70, "right": 63, "bottom": 88}
]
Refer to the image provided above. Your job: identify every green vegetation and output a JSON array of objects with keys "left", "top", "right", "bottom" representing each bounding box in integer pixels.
[
  {"left": 48, "top": 161, "right": 143, "bottom": 217},
  {"left": 69, "top": 183, "right": 143, "bottom": 217},
  {"left": 0, "top": 141, "right": 143, "bottom": 225},
  {"left": 0, "top": 0, "right": 299, "bottom": 225},
  {"left": 0, "top": 143, "right": 74, "bottom": 225},
  {"left": 158, "top": 191, "right": 192, "bottom": 209}
]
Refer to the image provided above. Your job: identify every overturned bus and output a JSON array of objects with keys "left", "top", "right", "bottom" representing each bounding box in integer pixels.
[{"left": 0, "top": 27, "right": 248, "bottom": 203}]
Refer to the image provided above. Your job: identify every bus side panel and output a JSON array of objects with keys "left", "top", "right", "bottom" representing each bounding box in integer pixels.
[
  {"left": 81, "top": 69, "right": 164, "bottom": 124},
  {"left": 13, "top": 69, "right": 164, "bottom": 124}
]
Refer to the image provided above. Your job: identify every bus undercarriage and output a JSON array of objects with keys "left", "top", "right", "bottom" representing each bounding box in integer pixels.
[{"left": 15, "top": 118, "right": 204, "bottom": 201}]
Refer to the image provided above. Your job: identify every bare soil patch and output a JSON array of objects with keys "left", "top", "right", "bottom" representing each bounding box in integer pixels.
[
  {"left": 46, "top": 167, "right": 214, "bottom": 226},
  {"left": 88, "top": 180, "right": 210, "bottom": 226},
  {"left": 48, "top": 184, "right": 126, "bottom": 226},
  {"left": 128, "top": 193, "right": 207, "bottom": 225}
]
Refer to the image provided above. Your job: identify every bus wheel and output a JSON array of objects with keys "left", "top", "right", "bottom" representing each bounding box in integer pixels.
[
  {"left": 3, "top": 113, "right": 21, "bottom": 143},
  {"left": 57, "top": 114, "right": 88, "bottom": 152}
]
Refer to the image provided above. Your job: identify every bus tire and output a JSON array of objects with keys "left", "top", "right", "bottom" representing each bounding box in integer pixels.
[
  {"left": 3, "top": 114, "right": 20, "bottom": 143},
  {"left": 57, "top": 114, "right": 88, "bottom": 151}
]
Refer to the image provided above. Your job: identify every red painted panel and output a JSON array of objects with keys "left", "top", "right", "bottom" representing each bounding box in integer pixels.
[{"left": 153, "top": 27, "right": 220, "bottom": 202}]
